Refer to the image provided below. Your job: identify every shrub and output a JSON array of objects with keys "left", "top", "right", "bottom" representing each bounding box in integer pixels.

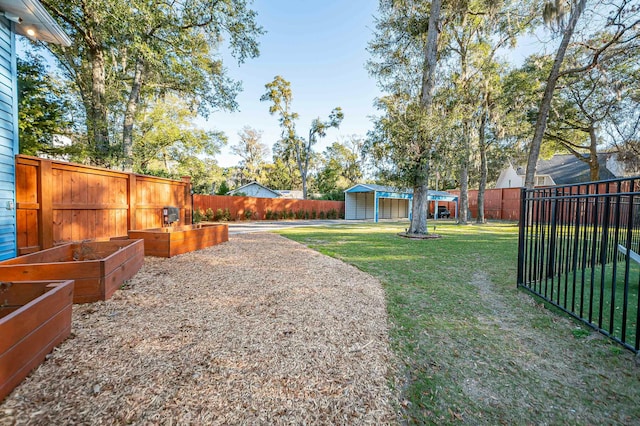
[
  {"left": 296, "top": 209, "right": 305, "bottom": 219},
  {"left": 216, "top": 181, "right": 229, "bottom": 195},
  {"left": 319, "top": 211, "right": 326, "bottom": 219},
  {"left": 193, "top": 209, "right": 204, "bottom": 223},
  {"left": 266, "top": 209, "right": 273, "bottom": 220},
  {"left": 223, "top": 208, "right": 232, "bottom": 221},
  {"left": 304, "top": 210, "right": 310, "bottom": 219},
  {"left": 311, "top": 210, "right": 317, "bottom": 219},
  {"left": 244, "top": 209, "right": 253, "bottom": 220},
  {"left": 288, "top": 209, "right": 295, "bottom": 219},
  {"left": 205, "top": 208, "right": 215, "bottom": 221},
  {"left": 327, "top": 208, "right": 338, "bottom": 219}
]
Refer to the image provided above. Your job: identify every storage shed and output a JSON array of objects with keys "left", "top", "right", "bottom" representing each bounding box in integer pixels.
[
  {"left": 344, "top": 184, "right": 458, "bottom": 222},
  {"left": 0, "top": 0, "right": 70, "bottom": 261}
]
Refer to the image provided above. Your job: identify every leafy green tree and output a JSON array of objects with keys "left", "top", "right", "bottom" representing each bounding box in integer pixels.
[
  {"left": 133, "top": 95, "right": 225, "bottom": 177},
  {"left": 261, "top": 75, "right": 343, "bottom": 199},
  {"left": 438, "top": 0, "right": 535, "bottom": 223},
  {"left": 606, "top": 60, "right": 640, "bottom": 175},
  {"left": 368, "top": 0, "right": 548, "bottom": 230},
  {"left": 40, "top": 0, "right": 262, "bottom": 168},
  {"left": 545, "top": 28, "right": 640, "bottom": 181},
  {"left": 316, "top": 140, "right": 363, "bottom": 197},
  {"left": 17, "top": 54, "right": 73, "bottom": 156},
  {"left": 179, "top": 157, "right": 225, "bottom": 195},
  {"left": 524, "top": 0, "right": 588, "bottom": 187},
  {"left": 368, "top": 0, "right": 442, "bottom": 235},
  {"left": 231, "top": 126, "right": 269, "bottom": 185},
  {"left": 263, "top": 157, "right": 300, "bottom": 191},
  {"left": 525, "top": 0, "right": 639, "bottom": 187}
]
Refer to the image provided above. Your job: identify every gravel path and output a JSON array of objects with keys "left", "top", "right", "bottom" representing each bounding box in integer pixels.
[{"left": 1, "top": 233, "right": 396, "bottom": 425}]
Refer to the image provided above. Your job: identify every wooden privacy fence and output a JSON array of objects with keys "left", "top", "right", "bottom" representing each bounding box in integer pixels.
[
  {"left": 15, "top": 155, "right": 192, "bottom": 255},
  {"left": 447, "top": 187, "right": 522, "bottom": 220},
  {"left": 193, "top": 195, "right": 345, "bottom": 221}
]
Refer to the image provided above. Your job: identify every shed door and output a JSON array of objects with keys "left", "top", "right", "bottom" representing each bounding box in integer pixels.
[{"left": 0, "top": 17, "right": 17, "bottom": 260}]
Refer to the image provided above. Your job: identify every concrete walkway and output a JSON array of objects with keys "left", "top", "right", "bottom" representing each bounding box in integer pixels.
[{"left": 226, "top": 219, "right": 348, "bottom": 234}]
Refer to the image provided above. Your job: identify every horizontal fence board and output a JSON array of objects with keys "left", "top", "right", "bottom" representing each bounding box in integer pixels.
[
  {"left": 52, "top": 203, "right": 129, "bottom": 210},
  {"left": 16, "top": 202, "right": 39, "bottom": 210}
]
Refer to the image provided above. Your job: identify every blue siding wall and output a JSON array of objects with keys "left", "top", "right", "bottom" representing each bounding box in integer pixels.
[{"left": 0, "top": 16, "right": 16, "bottom": 260}]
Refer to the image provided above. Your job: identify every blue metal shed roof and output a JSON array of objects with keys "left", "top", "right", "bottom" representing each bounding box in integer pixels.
[
  {"left": 344, "top": 183, "right": 408, "bottom": 193},
  {"left": 344, "top": 184, "right": 458, "bottom": 201}
]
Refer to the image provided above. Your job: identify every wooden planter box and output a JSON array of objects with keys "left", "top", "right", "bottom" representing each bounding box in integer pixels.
[
  {"left": 128, "top": 224, "right": 228, "bottom": 258},
  {"left": 0, "top": 240, "right": 144, "bottom": 304},
  {"left": 0, "top": 280, "right": 74, "bottom": 402}
]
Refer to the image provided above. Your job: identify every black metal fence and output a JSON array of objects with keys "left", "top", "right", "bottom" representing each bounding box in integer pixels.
[{"left": 517, "top": 177, "right": 640, "bottom": 352}]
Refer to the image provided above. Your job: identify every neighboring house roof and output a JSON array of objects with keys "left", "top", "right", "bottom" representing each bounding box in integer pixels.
[
  {"left": 227, "top": 181, "right": 281, "bottom": 197},
  {"left": 499, "top": 154, "right": 620, "bottom": 188},
  {"left": 536, "top": 154, "right": 617, "bottom": 185},
  {"left": 0, "top": 0, "right": 72, "bottom": 46}
]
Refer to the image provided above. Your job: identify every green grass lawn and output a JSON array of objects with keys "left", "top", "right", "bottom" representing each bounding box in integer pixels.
[
  {"left": 278, "top": 221, "right": 640, "bottom": 425},
  {"left": 521, "top": 222, "right": 640, "bottom": 348},
  {"left": 539, "top": 261, "right": 640, "bottom": 346}
]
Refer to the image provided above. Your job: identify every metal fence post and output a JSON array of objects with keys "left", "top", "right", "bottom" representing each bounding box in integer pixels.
[{"left": 517, "top": 187, "right": 527, "bottom": 287}]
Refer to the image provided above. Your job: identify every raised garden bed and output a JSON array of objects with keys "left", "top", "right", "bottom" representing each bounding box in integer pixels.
[
  {"left": 127, "top": 223, "right": 228, "bottom": 258},
  {"left": 0, "top": 280, "right": 74, "bottom": 402},
  {"left": 0, "top": 240, "right": 144, "bottom": 304}
]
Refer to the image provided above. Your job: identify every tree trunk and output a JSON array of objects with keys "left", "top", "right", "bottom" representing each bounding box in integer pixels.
[
  {"left": 588, "top": 126, "right": 600, "bottom": 181},
  {"left": 90, "top": 46, "right": 110, "bottom": 164},
  {"left": 409, "top": 0, "right": 442, "bottom": 235},
  {"left": 302, "top": 136, "right": 311, "bottom": 200},
  {"left": 302, "top": 176, "right": 308, "bottom": 200},
  {"left": 477, "top": 105, "right": 488, "bottom": 224},
  {"left": 292, "top": 138, "right": 306, "bottom": 199},
  {"left": 459, "top": 160, "right": 470, "bottom": 224},
  {"left": 419, "top": 0, "right": 442, "bottom": 108},
  {"left": 408, "top": 160, "right": 429, "bottom": 235},
  {"left": 524, "top": 0, "right": 587, "bottom": 188},
  {"left": 122, "top": 57, "right": 145, "bottom": 172}
]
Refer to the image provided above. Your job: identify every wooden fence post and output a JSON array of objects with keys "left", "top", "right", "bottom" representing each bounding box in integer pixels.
[
  {"left": 37, "top": 158, "right": 53, "bottom": 250},
  {"left": 128, "top": 174, "right": 137, "bottom": 231},
  {"left": 182, "top": 176, "right": 192, "bottom": 225}
]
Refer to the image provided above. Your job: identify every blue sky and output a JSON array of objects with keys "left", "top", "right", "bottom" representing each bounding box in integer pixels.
[{"left": 205, "top": 0, "right": 383, "bottom": 167}]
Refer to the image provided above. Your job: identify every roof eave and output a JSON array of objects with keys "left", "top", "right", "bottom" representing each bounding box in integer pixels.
[
  {"left": 344, "top": 184, "right": 374, "bottom": 193},
  {"left": 0, "top": 0, "right": 72, "bottom": 46}
]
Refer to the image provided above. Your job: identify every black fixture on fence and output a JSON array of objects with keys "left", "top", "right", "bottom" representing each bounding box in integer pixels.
[{"left": 517, "top": 177, "right": 640, "bottom": 352}]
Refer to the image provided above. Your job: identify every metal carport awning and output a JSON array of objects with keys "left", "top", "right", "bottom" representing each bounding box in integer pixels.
[{"left": 344, "top": 184, "right": 459, "bottom": 222}]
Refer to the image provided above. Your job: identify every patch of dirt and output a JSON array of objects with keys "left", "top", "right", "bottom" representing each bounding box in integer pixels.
[
  {"left": 460, "top": 271, "right": 626, "bottom": 424},
  {"left": 0, "top": 233, "right": 396, "bottom": 425},
  {"left": 397, "top": 232, "right": 442, "bottom": 239}
]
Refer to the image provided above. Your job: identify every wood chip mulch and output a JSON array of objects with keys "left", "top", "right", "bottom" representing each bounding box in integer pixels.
[{"left": 1, "top": 233, "right": 396, "bottom": 425}]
